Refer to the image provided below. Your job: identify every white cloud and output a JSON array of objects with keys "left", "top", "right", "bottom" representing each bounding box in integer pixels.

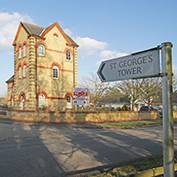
[
  {"left": 73, "top": 35, "right": 128, "bottom": 61},
  {"left": 100, "top": 50, "right": 128, "bottom": 59},
  {"left": 96, "top": 50, "right": 128, "bottom": 65},
  {"left": 75, "top": 36, "right": 108, "bottom": 55},
  {"left": 0, "top": 12, "right": 33, "bottom": 51}
]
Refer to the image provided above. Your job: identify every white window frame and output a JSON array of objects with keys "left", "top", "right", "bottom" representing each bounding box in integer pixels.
[
  {"left": 23, "top": 45, "right": 26, "bottom": 57},
  {"left": 38, "top": 94, "right": 46, "bottom": 108},
  {"left": 66, "top": 95, "right": 71, "bottom": 103},
  {"left": 38, "top": 44, "right": 45, "bottom": 56},
  {"left": 18, "top": 47, "right": 22, "bottom": 59},
  {"left": 66, "top": 50, "right": 71, "bottom": 60},
  {"left": 66, "top": 95, "right": 72, "bottom": 109},
  {"left": 53, "top": 66, "right": 59, "bottom": 79}
]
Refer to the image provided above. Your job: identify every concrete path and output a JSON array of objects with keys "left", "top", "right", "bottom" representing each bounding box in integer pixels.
[{"left": 0, "top": 120, "right": 176, "bottom": 177}]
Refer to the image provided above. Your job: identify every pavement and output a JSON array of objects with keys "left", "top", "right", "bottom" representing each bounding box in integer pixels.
[{"left": 0, "top": 119, "right": 176, "bottom": 177}]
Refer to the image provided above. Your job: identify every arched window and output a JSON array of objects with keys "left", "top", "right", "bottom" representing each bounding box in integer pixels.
[
  {"left": 53, "top": 66, "right": 59, "bottom": 79},
  {"left": 23, "top": 45, "right": 26, "bottom": 57},
  {"left": 38, "top": 44, "right": 45, "bottom": 56},
  {"left": 66, "top": 95, "right": 72, "bottom": 109},
  {"left": 19, "top": 66, "right": 22, "bottom": 79},
  {"left": 38, "top": 94, "right": 46, "bottom": 108},
  {"left": 19, "top": 93, "right": 25, "bottom": 110},
  {"left": 23, "top": 65, "right": 27, "bottom": 78},
  {"left": 18, "top": 47, "right": 22, "bottom": 58},
  {"left": 66, "top": 95, "right": 71, "bottom": 103},
  {"left": 66, "top": 50, "right": 71, "bottom": 60}
]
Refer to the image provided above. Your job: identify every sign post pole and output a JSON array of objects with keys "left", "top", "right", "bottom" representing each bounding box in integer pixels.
[{"left": 161, "top": 42, "right": 174, "bottom": 177}]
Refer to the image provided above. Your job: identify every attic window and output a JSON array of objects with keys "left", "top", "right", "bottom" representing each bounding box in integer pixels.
[
  {"left": 66, "top": 50, "right": 71, "bottom": 60},
  {"left": 53, "top": 33, "right": 58, "bottom": 37}
]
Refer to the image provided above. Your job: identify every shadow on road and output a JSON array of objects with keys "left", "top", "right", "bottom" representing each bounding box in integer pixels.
[
  {"left": 0, "top": 120, "right": 167, "bottom": 177},
  {"left": 0, "top": 120, "right": 66, "bottom": 177}
]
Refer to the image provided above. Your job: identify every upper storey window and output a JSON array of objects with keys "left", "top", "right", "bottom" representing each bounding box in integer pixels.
[
  {"left": 53, "top": 66, "right": 59, "bottom": 79},
  {"left": 38, "top": 44, "right": 45, "bottom": 56},
  {"left": 66, "top": 50, "right": 71, "bottom": 60},
  {"left": 23, "top": 45, "right": 26, "bottom": 57},
  {"left": 18, "top": 47, "right": 22, "bottom": 59}
]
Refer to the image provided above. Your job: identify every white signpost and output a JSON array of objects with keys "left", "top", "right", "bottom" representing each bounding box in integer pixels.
[
  {"left": 98, "top": 42, "right": 174, "bottom": 177},
  {"left": 97, "top": 48, "right": 160, "bottom": 82}
]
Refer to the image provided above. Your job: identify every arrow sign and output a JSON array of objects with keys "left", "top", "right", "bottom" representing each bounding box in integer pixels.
[
  {"left": 97, "top": 48, "right": 160, "bottom": 82},
  {"left": 97, "top": 62, "right": 106, "bottom": 81}
]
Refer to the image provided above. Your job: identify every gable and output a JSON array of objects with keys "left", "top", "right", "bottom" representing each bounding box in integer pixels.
[
  {"left": 42, "top": 23, "right": 78, "bottom": 47},
  {"left": 13, "top": 22, "right": 78, "bottom": 47},
  {"left": 13, "top": 23, "right": 29, "bottom": 45},
  {"left": 43, "top": 25, "right": 69, "bottom": 51}
]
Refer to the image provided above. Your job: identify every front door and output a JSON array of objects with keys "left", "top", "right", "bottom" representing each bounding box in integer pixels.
[{"left": 66, "top": 95, "right": 72, "bottom": 109}]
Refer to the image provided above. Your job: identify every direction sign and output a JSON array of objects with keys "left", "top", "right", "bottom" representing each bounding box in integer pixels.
[
  {"left": 97, "top": 48, "right": 160, "bottom": 82},
  {"left": 98, "top": 43, "right": 175, "bottom": 176}
]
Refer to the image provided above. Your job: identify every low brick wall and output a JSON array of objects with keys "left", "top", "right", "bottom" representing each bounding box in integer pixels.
[{"left": 0, "top": 110, "right": 159, "bottom": 123}]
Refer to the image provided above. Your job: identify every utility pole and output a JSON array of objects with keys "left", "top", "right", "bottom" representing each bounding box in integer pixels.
[{"left": 161, "top": 42, "right": 174, "bottom": 177}]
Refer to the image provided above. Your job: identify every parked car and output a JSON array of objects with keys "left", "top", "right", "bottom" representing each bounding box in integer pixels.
[
  {"left": 139, "top": 106, "right": 152, "bottom": 112},
  {"left": 139, "top": 106, "right": 162, "bottom": 118},
  {"left": 152, "top": 106, "right": 163, "bottom": 118}
]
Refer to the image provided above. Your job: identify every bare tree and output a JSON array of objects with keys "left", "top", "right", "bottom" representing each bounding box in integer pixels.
[
  {"left": 116, "top": 78, "right": 162, "bottom": 110},
  {"left": 80, "top": 74, "right": 163, "bottom": 110},
  {"left": 79, "top": 74, "right": 110, "bottom": 106},
  {"left": 100, "top": 86, "right": 123, "bottom": 104},
  {"left": 116, "top": 79, "right": 143, "bottom": 111},
  {"left": 140, "top": 78, "right": 162, "bottom": 106}
]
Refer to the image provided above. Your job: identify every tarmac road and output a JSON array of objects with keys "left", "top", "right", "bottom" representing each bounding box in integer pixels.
[{"left": 0, "top": 119, "right": 176, "bottom": 177}]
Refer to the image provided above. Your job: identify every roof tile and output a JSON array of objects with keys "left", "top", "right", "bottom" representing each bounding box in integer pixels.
[{"left": 21, "top": 22, "right": 44, "bottom": 36}]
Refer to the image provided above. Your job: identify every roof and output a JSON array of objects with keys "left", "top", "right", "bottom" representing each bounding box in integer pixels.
[
  {"left": 65, "top": 34, "right": 79, "bottom": 47},
  {"left": 6, "top": 75, "right": 14, "bottom": 83},
  {"left": 21, "top": 22, "right": 44, "bottom": 36},
  {"left": 19, "top": 22, "right": 78, "bottom": 47}
]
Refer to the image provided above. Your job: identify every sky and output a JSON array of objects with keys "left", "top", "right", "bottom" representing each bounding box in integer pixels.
[{"left": 0, "top": 0, "right": 177, "bottom": 97}]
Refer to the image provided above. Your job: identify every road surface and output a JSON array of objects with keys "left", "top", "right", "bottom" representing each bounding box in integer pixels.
[{"left": 0, "top": 120, "right": 176, "bottom": 177}]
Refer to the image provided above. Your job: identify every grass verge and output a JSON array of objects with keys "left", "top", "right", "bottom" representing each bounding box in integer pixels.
[
  {"left": 96, "top": 120, "right": 162, "bottom": 129},
  {"left": 89, "top": 152, "right": 177, "bottom": 177}
]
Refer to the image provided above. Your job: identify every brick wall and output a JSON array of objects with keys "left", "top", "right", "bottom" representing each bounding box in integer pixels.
[{"left": 0, "top": 110, "right": 159, "bottom": 123}]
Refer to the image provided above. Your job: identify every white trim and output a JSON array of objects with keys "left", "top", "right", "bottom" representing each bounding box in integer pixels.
[{"left": 38, "top": 44, "right": 45, "bottom": 56}]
